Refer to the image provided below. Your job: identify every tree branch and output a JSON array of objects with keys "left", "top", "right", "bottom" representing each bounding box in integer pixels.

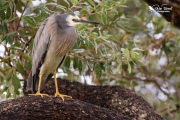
[
  {"left": 23, "top": 78, "right": 163, "bottom": 120},
  {"left": 0, "top": 97, "right": 127, "bottom": 120},
  {"left": 16, "top": 1, "right": 29, "bottom": 31}
]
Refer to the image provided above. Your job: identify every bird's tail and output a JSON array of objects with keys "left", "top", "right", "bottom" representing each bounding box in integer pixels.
[
  {"left": 27, "top": 71, "right": 36, "bottom": 93},
  {"left": 27, "top": 70, "right": 54, "bottom": 93}
]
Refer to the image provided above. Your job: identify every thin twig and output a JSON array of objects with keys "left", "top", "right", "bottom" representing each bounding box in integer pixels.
[
  {"left": 21, "top": 34, "right": 35, "bottom": 52},
  {"left": 16, "top": 0, "right": 29, "bottom": 31},
  {"left": 122, "top": 75, "right": 172, "bottom": 99},
  {"left": 19, "top": 33, "right": 35, "bottom": 61},
  {"left": 153, "top": 80, "right": 170, "bottom": 98}
]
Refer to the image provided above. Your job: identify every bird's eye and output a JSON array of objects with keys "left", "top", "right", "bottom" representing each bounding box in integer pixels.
[{"left": 72, "top": 19, "right": 79, "bottom": 22}]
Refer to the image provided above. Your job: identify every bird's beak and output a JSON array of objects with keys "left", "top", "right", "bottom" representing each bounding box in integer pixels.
[{"left": 74, "top": 19, "right": 99, "bottom": 24}]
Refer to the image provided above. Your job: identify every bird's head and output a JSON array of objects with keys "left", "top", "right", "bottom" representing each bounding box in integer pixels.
[{"left": 66, "top": 13, "right": 99, "bottom": 26}]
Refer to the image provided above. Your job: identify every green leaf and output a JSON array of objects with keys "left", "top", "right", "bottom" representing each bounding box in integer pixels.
[
  {"left": 5, "top": 79, "right": 12, "bottom": 87},
  {"left": 130, "top": 49, "right": 135, "bottom": 59},
  {"left": 80, "top": 6, "right": 91, "bottom": 14},
  {"left": 0, "top": 70, "right": 5, "bottom": 77},
  {"left": 55, "top": 0, "right": 69, "bottom": 8},
  {"left": 78, "top": 60, "right": 83, "bottom": 73},
  {"left": 93, "top": 39, "right": 98, "bottom": 53},
  {"left": 16, "top": 61, "right": 25, "bottom": 75},
  {"left": 14, "top": 0, "right": 18, "bottom": 4},
  {"left": 12, "top": 74, "right": 20, "bottom": 90},
  {"left": 4, "top": 67, "right": 12, "bottom": 72},
  {"left": 0, "top": 24, "right": 4, "bottom": 34},
  {"left": 6, "top": 6, "right": 11, "bottom": 19},
  {"left": 0, "top": 3, "right": 6, "bottom": 11},
  {"left": 20, "top": 52, "right": 31, "bottom": 60},
  {"left": 3, "top": 21, "right": 8, "bottom": 32},
  {"left": 0, "top": 87, "right": 8, "bottom": 94},
  {"left": 6, "top": 16, "right": 18, "bottom": 23},
  {"left": 5, "top": 73, "right": 12, "bottom": 81},
  {"left": 6, "top": 31, "right": 18, "bottom": 37},
  {"left": 70, "top": 0, "right": 77, "bottom": 4},
  {"left": 63, "top": 56, "right": 71, "bottom": 68},
  {"left": 55, "top": 5, "right": 66, "bottom": 11},
  {"left": 87, "top": 0, "right": 95, "bottom": 6},
  {"left": 39, "top": 10, "right": 49, "bottom": 20},
  {"left": 0, "top": 10, "right": 5, "bottom": 20},
  {"left": 24, "top": 61, "right": 32, "bottom": 70},
  {"left": 101, "top": 13, "right": 107, "bottom": 25},
  {"left": 73, "top": 57, "right": 78, "bottom": 69},
  {"left": 100, "top": 62, "right": 105, "bottom": 71},
  {"left": 14, "top": 89, "right": 20, "bottom": 95},
  {"left": 1, "top": 56, "right": 10, "bottom": 63},
  {"left": 94, "top": 63, "right": 102, "bottom": 78},
  {"left": 6, "top": 89, "right": 10, "bottom": 98},
  {"left": 124, "top": 48, "right": 130, "bottom": 60},
  {"left": 23, "top": 16, "right": 36, "bottom": 27},
  {"left": 85, "top": 39, "right": 93, "bottom": 48},
  {"left": 132, "top": 81, "right": 138, "bottom": 87},
  {"left": 9, "top": 84, "right": 14, "bottom": 94},
  {"left": 105, "top": 62, "right": 111, "bottom": 72},
  {"left": 127, "top": 62, "right": 131, "bottom": 73}
]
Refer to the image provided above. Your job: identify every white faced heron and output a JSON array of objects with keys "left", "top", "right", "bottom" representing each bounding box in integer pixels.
[{"left": 27, "top": 13, "right": 99, "bottom": 101}]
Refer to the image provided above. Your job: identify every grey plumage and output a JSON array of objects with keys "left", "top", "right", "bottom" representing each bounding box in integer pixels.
[
  {"left": 27, "top": 14, "right": 77, "bottom": 92},
  {"left": 27, "top": 13, "right": 99, "bottom": 100}
]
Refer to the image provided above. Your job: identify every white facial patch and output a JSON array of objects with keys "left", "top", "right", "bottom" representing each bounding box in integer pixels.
[{"left": 66, "top": 15, "right": 81, "bottom": 26}]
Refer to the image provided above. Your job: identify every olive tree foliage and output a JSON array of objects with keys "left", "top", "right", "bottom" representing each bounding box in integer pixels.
[{"left": 0, "top": 0, "right": 180, "bottom": 119}]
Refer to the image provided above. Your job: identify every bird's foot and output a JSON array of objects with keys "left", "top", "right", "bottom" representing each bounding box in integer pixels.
[
  {"left": 54, "top": 92, "right": 72, "bottom": 101},
  {"left": 29, "top": 92, "right": 48, "bottom": 97}
]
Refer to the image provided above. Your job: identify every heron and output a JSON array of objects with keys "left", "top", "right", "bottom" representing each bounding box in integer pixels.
[{"left": 27, "top": 13, "right": 99, "bottom": 101}]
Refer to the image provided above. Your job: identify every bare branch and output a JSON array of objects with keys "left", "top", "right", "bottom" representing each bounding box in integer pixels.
[{"left": 16, "top": 1, "right": 29, "bottom": 31}]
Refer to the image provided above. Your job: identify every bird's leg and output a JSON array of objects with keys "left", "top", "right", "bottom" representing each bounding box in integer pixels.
[
  {"left": 54, "top": 70, "right": 72, "bottom": 101},
  {"left": 29, "top": 72, "right": 48, "bottom": 97}
]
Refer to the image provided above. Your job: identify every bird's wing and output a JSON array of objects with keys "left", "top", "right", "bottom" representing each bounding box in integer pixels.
[
  {"left": 27, "top": 15, "right": 52, "bottom": 92},
  {"left": 32, "top": 18, "right": 50, "bottom": 73},
  {"left": 27, "top": 14, "right": 77, "bottom": 92}
]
